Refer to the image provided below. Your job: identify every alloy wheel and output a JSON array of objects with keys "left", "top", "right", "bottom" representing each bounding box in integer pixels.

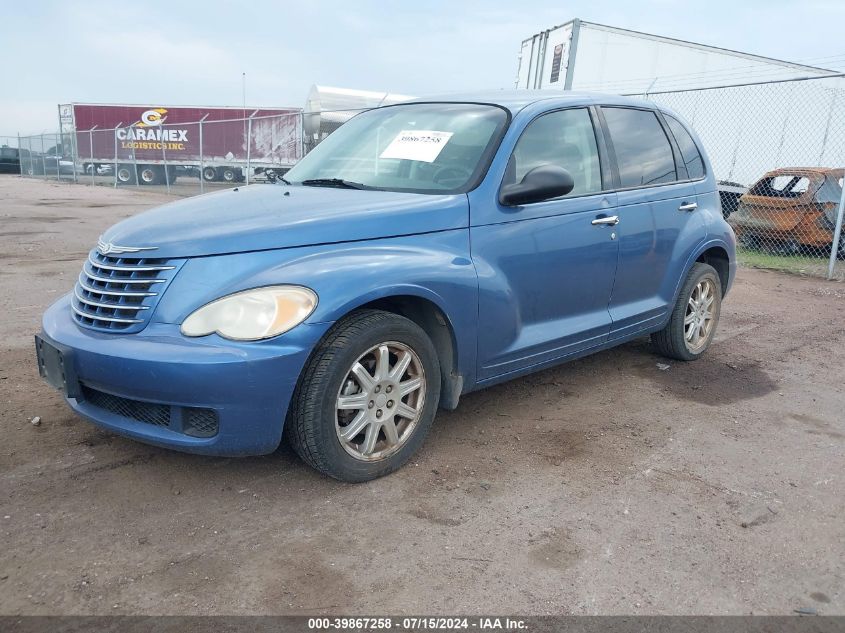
[
  {"left": 684, "top": 278, "right": 717, "bottom": 352},
  {"left": 335, "top": 341, "right": 425, "bottom": 461}
]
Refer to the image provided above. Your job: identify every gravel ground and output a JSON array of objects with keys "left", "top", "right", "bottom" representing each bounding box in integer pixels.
[{"left": 1, "top": 175, "right": 843, "bottom": 615}]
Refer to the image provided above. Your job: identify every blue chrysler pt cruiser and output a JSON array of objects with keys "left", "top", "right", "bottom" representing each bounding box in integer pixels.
[{"left": 37, "top": 92, "right": 736, "bottom": 481}]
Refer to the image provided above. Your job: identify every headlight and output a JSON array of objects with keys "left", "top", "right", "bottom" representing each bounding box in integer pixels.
[{"left": 181, "top": 285, "right": 317, "bottom": 341}]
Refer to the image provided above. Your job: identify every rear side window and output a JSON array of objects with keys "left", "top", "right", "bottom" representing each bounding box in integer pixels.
[
  {"left": 749, "top": 175, "right": 811, "bottom": 198},
  {"left": 602, "top": 107, "right": 676, "bottom": 188},
  {"left": 665, "top": 115, "right": 705, "bottom": 179},
  {"left": 0, "top": 148, "right": 17, "bottom": 159}
]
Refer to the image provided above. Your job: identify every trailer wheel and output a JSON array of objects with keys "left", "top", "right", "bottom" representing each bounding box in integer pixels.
[
  {"left": 116, "top": 165, "right": 137, "bottom": 184},
  {"left": 221, "top": 167, "right": 238, "bottom": 183},
  {"left": 139, "top": 166, "right": 162, "bottom": 185},
  {"left": 202, "top": 166, "right": 218, "bottom": 182}
]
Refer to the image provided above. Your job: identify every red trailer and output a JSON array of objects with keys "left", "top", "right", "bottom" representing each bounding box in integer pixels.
[{"left": 64, "top": 103, "right": 302, "bottom": 185}]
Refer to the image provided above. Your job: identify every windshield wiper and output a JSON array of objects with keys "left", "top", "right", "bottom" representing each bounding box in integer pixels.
[{"left": 300, "top": 178, "right": 371, "bottom": 190}]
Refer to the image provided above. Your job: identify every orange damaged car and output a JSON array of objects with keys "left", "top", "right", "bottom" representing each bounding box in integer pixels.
[{"left": 730, "top": 168, "right": 844, "bottom": 258}]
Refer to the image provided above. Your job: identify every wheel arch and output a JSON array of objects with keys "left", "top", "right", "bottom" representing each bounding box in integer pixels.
[
  {"left": 661, "top": 238, "right": 735, "bottom": 332},
  {"left": 695, "top": 244, "right": 731, "bottom": 296},
  {"left": 324, "top": 290, "right": 464, "bottom": 411},
  {"left": 680, "top": 238, "right": 735, "bottom": 300}
]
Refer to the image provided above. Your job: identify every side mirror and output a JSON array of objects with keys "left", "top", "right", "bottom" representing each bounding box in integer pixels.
[{"left": 500, "top": 165, "right": 575, "bottom": 206}]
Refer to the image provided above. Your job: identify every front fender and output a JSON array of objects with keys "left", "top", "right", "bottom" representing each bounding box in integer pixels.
[{"left": 154, "top": 229, "right": 478, "bottom": 388}]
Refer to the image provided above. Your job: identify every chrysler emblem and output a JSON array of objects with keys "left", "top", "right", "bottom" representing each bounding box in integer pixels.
[{"left": 97, "top": 237, "right": 157, "bottom": 256}]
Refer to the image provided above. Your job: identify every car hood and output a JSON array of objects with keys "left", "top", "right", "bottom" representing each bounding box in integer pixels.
[{"left": 101, "top": 185, "right": 469, "bottom": 258}]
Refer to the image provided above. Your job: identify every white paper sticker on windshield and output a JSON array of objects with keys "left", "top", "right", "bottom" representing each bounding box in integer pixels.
[{"left": 379, "top": 130, "right": 454, "bottom": 163}]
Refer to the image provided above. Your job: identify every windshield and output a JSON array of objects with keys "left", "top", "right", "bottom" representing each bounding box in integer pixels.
[{"left": 285, "top": 103, "right": 509, "bottom": 194}]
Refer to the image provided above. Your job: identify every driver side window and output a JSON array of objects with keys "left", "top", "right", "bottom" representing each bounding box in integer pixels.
[{"left": 505, "top": 108, "right": 602, "bottom": 197}]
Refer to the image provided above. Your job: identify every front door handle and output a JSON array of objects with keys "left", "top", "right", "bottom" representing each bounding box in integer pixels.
[
  {"left": 679, "top": 201, "right": 698, "bottom": 212},
  {"left": 592, "top": 215, "right": 620, "bottom": 226}
]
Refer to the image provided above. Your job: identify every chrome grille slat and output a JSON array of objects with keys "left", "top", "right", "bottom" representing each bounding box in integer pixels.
[
  {"left": 73, "top": 289, "right": 150, "bottom": 311},
  {"left": 77, "top": 275, "right": 157, "bottom": 297},
  {"left": 82, "top": 269, "right": 166, "bottom": 284},
  {"left": 87, "top": 255, "right": 175, "bottom": 272},
  {"left": 71, "top": 303, "right": 144, "bottom": 324},
  {"left": 73, "top": 249, "right": 184, "bottom": 332}
]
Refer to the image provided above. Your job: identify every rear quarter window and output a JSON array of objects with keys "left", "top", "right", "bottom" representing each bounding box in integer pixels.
[
  {"left": 664, "top": 115, "right": 705, "bottom": 179},
  {"left": 602, "top": 107, "right": 677, "bottom": 188}
]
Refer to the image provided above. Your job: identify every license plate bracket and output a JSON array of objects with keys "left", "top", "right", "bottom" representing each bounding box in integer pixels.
[{"left": 35, "top": 335, "right": 80, "bottom": 399}]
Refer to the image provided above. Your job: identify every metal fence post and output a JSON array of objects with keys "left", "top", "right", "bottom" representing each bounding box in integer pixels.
[
  {"left": 113, "top": 123, "right": 122, "bottom": 188},
  {"left": 130, "top": 123, "right": 140, "bottom": 189},
  {"left": 27, "top": 135, "right": 33, "bottom": 177},
  {"left": 161, "top": 125, "right": 170, "bottom": 194},
  {"left": 89, "top": 126, "right": 97, "bottom": 186},
  {"left": 40, "top": 135, "right": 47, "bottom": 181},
  {"left": 828, "top": 182, "right": 845, "bottom": 279},
  {"left": 16, "top": 133, "right": 22, "bottom": 176},
  {"left": 55, "top": 133, "right": 61, "bottom": 182},
  {"left": 246, "top": 114, "right": 253, "bottom": 186},
  {"left": 198, "top": 114, "right": 208, "bottom": 195}
]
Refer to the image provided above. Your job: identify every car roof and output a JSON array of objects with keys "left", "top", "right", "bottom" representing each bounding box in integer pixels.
[{"left": 406, "top": 90, "right": 659, "bottom": 114}]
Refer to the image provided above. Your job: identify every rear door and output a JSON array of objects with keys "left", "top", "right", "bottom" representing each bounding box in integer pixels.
[{"left": 598, "top": 106, "right": 707, "bottom": 340}]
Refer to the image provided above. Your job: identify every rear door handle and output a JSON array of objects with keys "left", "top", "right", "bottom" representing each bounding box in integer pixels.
[
  {"left": 679, "top": 202, "right": 698, "bottom": 212},
  {"left": 591, "top": 215, "right": 620, "bottom": 226}
]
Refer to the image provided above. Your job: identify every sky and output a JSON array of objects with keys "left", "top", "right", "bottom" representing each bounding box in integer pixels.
[{"left": 3, "top": 0, "right": 845, "bottom": 135}]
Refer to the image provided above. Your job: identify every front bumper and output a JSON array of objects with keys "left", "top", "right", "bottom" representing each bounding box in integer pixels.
[{"left": 41, "top": 295, "right": 332, "bottom": 456}]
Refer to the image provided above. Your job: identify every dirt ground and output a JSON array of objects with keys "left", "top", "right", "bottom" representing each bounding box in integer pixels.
[{"left": 1, "top": 175, "right": 843, "bottom": 616}]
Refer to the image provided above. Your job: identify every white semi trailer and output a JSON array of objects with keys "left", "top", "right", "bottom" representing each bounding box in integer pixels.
[
  {"left": 514, "top": 19, "right": 845, "bottom": 191},
  {"left": 516, "top": 19, "right": 835, "bottom": 94}
]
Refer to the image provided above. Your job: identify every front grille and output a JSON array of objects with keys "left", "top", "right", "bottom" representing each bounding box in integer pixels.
[
  {"left": 72, "top": 250, "right": 184, "bottom": 333},
  {"left": 80, "top": 385, "right": 219, "bottom": 437},
  {"left": 81, "top": 385, "right": 171, "bottom": 428}
]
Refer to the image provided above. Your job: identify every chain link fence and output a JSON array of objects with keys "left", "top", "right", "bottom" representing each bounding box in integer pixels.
[
  {"left": 6, "top": 80, "right": 845, "bottom": 279},
  {"left": 14, "top": 111, "right": 307, "bottom": 196},
  {"left": 11, "top": 107, "right": 372, "bottom": 196},
  {"left": 630, "top": 74, "right": 845, "bottom": 280}
]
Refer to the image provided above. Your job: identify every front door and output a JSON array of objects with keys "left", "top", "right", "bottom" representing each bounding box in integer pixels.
[{"left": 471, "top": 107, "right": 620, "bottom": 382}]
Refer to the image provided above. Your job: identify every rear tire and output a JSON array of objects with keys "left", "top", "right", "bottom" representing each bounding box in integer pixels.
[
  {"left": 651, "top": 263, "right": 722, "bottom": 361},
  {"left": 285, "top": 309, "right": 441, "bottom": 482},
  {"left": 116, "top": 165, "right": 136, "bottom": 184},
  {"left": 221, "top": 167, "right": 238, "bottom": 183},
  {"left": 138, "top": 165, "right": 162, "bottom": 185},
  {"left": 202, "top": 166, "right": 217, "bottom": 182}
]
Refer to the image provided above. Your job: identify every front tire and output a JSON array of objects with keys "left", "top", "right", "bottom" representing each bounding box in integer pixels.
[
  {"left": 285, "top": 310, "right": 441, "bottom": 482},
  {"left": 652, "top": 263, "right": 722, "bottom": 361}
]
